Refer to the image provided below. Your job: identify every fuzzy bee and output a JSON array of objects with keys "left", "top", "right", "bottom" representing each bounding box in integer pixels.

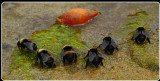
[
  {"left": 132, "top": 27, "right": 150, "bottom": 44},
  {"left": 36, "top": 49, "right": 56, "bottom": 68},
  {"left": 98, "top": 36, "right": 118, "bottom": 55},
  {"left": 17, "top": 38, "right": 37, "bottom": 52},
  {"left": 84, "top": 48, "right": 106, "bottom": 68},
  {"left": 60, "top": 45, "right": 78, "bottom": 65}
]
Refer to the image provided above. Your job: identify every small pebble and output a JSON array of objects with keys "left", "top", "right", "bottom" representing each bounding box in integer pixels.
[{"left": 111, "top": 66, "right": 114, "bottom": 69}]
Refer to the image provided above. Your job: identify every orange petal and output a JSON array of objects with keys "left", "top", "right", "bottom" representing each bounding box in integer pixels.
[{"left": 61, "top": 8, "right": 100, "bottom": 26}]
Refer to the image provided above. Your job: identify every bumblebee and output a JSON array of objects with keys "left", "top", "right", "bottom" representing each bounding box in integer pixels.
[
  {"left": 60, "top": 45, "right": 77, "bottom": 65},
  {"left": 98, "top": 36, "right": 118, "bottom": 55},
  {"left": 132, "top": 27, "right": 150, "bottom": 44},
  {"left": 17, "top": 38, "right": 37, "bottom": 52},
  {"left": 84, "top": 48, "right": 105, "bottom": 68},
  {"left": 36, "top": 49, "right": 56, "bottom": 68}
]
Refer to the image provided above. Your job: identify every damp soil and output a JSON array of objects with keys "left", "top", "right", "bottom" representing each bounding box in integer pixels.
[{"left": 2, "top": 3, "right": 159, "bottom": 80}]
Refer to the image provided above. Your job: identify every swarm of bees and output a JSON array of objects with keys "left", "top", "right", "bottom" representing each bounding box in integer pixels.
[{"left": 17, "top": 27, "right": 150, "bottom": 68}]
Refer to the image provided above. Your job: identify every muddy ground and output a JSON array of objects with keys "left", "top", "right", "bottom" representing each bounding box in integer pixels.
[{"left": 2, "top": 2, "right": 159, "bottom": 80}]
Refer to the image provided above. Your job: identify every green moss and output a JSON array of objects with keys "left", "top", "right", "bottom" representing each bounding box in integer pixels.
[
  {"left": 111, "top": 9, "right": 153, "bottom": 42},
  {"left": 31, "top": 24, "right": 87, "bottom": 56},
  {"left": 110, "top": 9, "right": 158, "bottom": 71},
  {"left": 129, "top": 42, "right": 159, "bottom": 71},
  {"left": 5, "top": 8, "right": 158, "bottom": 80},
  {"left": 8, "top": 24, "right": 87, "bottom": 79}
]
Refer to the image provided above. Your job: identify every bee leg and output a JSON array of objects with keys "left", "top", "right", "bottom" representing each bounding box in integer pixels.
[
  {"left": 35, "top": 56, "right": 38, "bottom": 64},
  {"left": 18, "top": 46, "right": 20, "bottom": 50},
  {"left": 85, "top": 59, "right": 89, "bottom": 69},
  {"left": 18, "top": 46, "right": 21, "bottom": 52},
  {"left": 100, "top": 61, "right": 103, "bottom": 66},
  {"left": 18, "top": 47, "right": 22, "bottom": 54},
  {"left": 147, "top": 38, "right": 151, "bottom": 43},
  {"left": 116, "top": 47, "right": 118, "bottom": 51},
  {"left": 74, "top": 54, "right": 77, "bottom": 63},
  {"left": 131, "top": 37, "right": 134, "bottom": 40},
  {"left": 83, "top": 51, "right": 89, "bottom": 59},
  {"left": 95, "top": 65, "right": 98, "bottom": 68},
  {"left": 97, "top": 44, "right": 102, "bottom": 48},
  {"left": 63, "top": 57, "right": 66, "bottom": 66},
  {"left": 101, "top": 61, "right": 105, "bottom": 67},
  {"left": 41, "top": 64, "right": 44, "bottom": 68},
  {"left": 52, "top": 63, "right": 56, "bottom": 68},
  {"left": 135, "top": 39, "right": 139, "bottom": 44},
  {"left": 31, "top": 51, "right": 34, "bottom": 55},
  {"left": 83, "top": 56, "right": 87, "bottom": 59},
  {"left": 40, "top": 60, "right": 44, "bottom": 68}
]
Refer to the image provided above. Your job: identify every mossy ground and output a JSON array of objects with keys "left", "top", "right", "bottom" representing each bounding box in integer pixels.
[
  {"left": 3, "top": 9, "right": 159, "bottom": 80},
  {"left": 4, "top": 24, "right": 88, "bottom": 79},
  {"left": 110, "top": 9, "right": 159, "bottom": 71}
]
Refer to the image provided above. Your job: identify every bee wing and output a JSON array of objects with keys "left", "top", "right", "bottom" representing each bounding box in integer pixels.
[
  {"left": 142, "top": 30, "right": 150, "bottom": 38},
  {"left": 60, "top": 49, "right": 65, "bottom": 59},
  {"left": 132, "top": 30, "right": 141, "bottom": 39},
  {"left": 111, "top": 40, "right": 118, "bottom": 49},
  {"left": 49, "top": 52, "right": 60, "bottom": 60},
  {"left": 98, "top": 52, "right": 107, "bottom": 60},
  {"left": 101, "top": 40, "right": 109, "bottom": 49},
  {"left": 88, "top": 51, "right": 96, "bottom": 62},
  {"left": 41, "top": 54, "right": 49, "bottom": 62},
  {"left": 73, "top": 48, "right": 85, "bottom": 55},
  {"left": 23, "top": 42, "right": 34, "bottom": 51}
]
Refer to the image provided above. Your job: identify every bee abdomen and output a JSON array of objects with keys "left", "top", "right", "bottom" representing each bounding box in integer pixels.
[
  {"left": 92, "top": 57, "right": 101, "bottom": 67},
  {"left": 105, "top": 44, "right": 114, "bottom": 54},
  {"left": 64, "top": 51, "right": 74, "bottom": 54},
  {"left": 44, "top": 57, "right": 54, "bottom": 68},
  {"left": 136, "top": 34, "right": 146, "bottom": 44}
]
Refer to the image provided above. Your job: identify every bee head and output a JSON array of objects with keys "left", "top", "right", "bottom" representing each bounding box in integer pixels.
[
  {"left": 63, "top": 45, "right": 73, "bottom": 51},
  {"left": 33, "top": 43, "right": 37, "bottom": 51},
  {"left": 19, "top": 38, "right": 30, "bottom": 44},
  {"left": 38, "top": 49, "right": 48, "bottom": 54},
  {"left": 137, "top": 27, "right": 145, "bottom": 31},
  {"left": 90, "top": 48, "right": 98, "bottom": 53},
  {"left": 103, "top": 36, "right": 111, "bottom": 42}
]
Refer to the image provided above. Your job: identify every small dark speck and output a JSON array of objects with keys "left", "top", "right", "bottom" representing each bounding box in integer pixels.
[
  {"left": 2, "top": 43, "right": 10, "bottom": 49},
  {"left": 111, "top": 66, "right": 114, "bottom": 69}
]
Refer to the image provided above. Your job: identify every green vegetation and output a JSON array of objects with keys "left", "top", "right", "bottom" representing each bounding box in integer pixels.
[
  {"left": 110, "top": 9, "right": 158, "bottom": 71},
  {"left": 4, "top": 9, "right": 158, "bottom": 80},
  {"left": 6, "top": 24, "right": 87, "bottom": 79}
]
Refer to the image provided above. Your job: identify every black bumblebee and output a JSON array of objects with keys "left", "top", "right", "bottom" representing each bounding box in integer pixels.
[
  {"left": 132, "top": 27, "right": 150, "bottom": 44},
  {"left": 36, "top": 49, "right": 56, "bottom": 68},
  {"left": 60, "top": 45, "right": 78, "bottom": 65},
  {"left": 84, "top": 48, "right": 105, "bottom": 68},
  {"left": 17, "top": 38, "right": 37, "bottom": 52},
  {"left": 98, "top": 36, "right": 118, "bottom": 55}
]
